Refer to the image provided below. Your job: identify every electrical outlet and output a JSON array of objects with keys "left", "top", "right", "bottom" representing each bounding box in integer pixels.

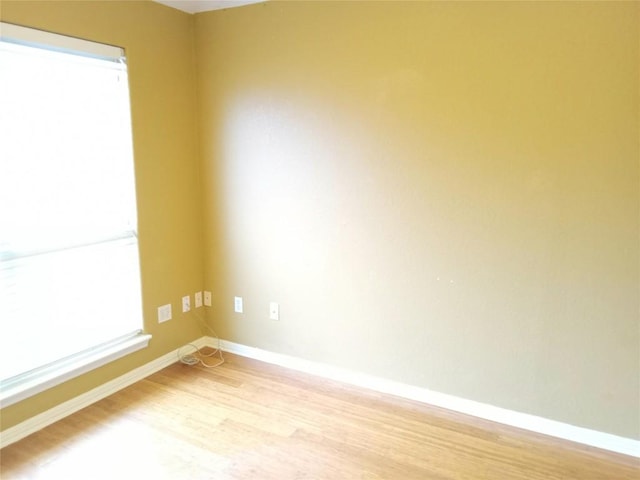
[
  {"left": 204, "top": 291, "right": 212, "bottom": 306},
  {"left": 234, "top": 296, "right": 243, "bottom": 313},
  {"left": 182, "top": 295, "right": 191, "bottom": 313},
  {"left": 270, "top": 302, "right": 279, "bottom": 321},
  {"left": 195, "top": 291, "right": 203, "bottom": 308},
  {"left": 158, "top": 304, "right": 172, "bottom": 323}
]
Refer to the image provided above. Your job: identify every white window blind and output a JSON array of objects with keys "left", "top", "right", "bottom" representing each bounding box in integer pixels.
[{"left": 0, "top": 23, "right": 147, "bottom": 404}]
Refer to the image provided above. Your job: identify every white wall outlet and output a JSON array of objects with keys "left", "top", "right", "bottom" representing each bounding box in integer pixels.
[
  {"left": 158, "top": 304, "right": 172, "bottom": 323},
  {"left": 204, "top": 291, "right": 212, "bottom": 306},
  {"left": 234, "top": 296, "right": 243, "bottom": 313},
  {"left": 269, "top": 302, "right": 279, "bottom": 321},
  {"left": 182, "top": 295, "right": 191, "bottom": 313},
  {"left": 195, "top": 291, "right": 203, "bottom": 308}
]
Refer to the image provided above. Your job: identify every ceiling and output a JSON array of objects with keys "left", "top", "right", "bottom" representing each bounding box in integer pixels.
[{"left": 153, "top": 0, "right": 266, "bottom": 14}]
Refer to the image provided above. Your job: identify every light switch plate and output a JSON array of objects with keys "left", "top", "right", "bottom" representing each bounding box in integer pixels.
[
  {"left": 204, "top": 291, "right": 212, "bottom": 306},
  {"left": 195, "top": 291, "right": 203, "bottom": 308}
]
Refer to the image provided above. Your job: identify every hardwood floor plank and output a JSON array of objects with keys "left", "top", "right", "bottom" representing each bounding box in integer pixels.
[{"left": 1, "top": 352, "right": 638, "bottom": 479}]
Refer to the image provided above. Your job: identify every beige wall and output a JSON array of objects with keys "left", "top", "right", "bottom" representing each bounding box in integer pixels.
[
  {"left": 0, "top": 1, "right": 204, "bottom": 430},
  {"left": 196, "top": 1, "right": 639, "bottom": 439}
]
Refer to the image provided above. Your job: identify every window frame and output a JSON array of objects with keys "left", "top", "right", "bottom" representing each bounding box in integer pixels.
[{"left": 0, "top": 22, "right": 151, "bottom": 408}]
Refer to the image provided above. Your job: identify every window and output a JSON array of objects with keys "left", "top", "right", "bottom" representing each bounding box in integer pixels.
[{"left": 0, "top": 23, "right": 150, "bottom": 406}]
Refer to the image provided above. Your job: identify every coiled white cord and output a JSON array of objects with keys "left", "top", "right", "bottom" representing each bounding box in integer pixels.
[{"left": 178, "top": 314, "right": 224, "bottom": 368}]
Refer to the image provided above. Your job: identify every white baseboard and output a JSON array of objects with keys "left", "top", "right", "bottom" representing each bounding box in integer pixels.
[
  {"left": 0, "top": 337, "right": 210, "bottom": 449},
  {"left": 3, "top": 336, "right": 638, "bottom": 460},
  {"left": 216, "top": 338, "right": 640, "bottom": 459}
]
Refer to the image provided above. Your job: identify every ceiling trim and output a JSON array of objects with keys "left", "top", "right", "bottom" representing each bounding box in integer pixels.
[{"left": 153, "top": 0, "right": 266, "bottom": 14}]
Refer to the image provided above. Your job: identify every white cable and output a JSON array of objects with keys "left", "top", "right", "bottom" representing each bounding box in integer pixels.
[{"left": 178, "top": 312, "right": 224, "bottom": 368}]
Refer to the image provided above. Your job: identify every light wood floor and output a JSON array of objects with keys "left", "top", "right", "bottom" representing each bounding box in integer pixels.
[{"left": 1, "top": 352, "right": 638, "bottom": 479}]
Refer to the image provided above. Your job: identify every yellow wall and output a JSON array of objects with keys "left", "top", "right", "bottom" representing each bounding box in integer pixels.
[
  {"left": 1, "top": 0, "right": 638, "bottom": 442},
  {"left": 196, "top": 1, "right": 639, "bottom": 439},
  {"left": 0, "top": 1, "right": 204, "bottom": 430}
]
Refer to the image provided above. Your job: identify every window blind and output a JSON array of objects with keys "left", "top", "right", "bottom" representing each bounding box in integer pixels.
[{"left": 0, "top": 23, "right": 146, "bottom": 401}]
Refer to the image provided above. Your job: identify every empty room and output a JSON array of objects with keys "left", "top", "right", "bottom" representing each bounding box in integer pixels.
[{"left": 0, "top": 0, "right": 638, "bottom": 478}]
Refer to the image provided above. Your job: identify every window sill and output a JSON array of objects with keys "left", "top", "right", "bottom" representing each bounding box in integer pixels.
[{"left": 0, "top": 333, "right": 152, "bottom": 408}]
